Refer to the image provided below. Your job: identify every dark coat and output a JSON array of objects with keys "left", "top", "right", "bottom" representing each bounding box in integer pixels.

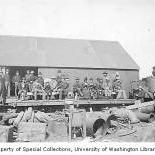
[{"left": 0, "top": 76, "right": 6, "bottom": 102}]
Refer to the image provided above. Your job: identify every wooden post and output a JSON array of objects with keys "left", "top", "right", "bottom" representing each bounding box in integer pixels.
[
  {"left": 68, "top": 112, "right": 72, "bottom": 141},
  {"left": 82, "top": 110, "right": 86, "bottom": 138}
]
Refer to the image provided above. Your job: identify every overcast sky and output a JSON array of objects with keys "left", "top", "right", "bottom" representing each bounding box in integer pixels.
[{"left": 0, "top": 0, "right": 154, "bottom": 78}]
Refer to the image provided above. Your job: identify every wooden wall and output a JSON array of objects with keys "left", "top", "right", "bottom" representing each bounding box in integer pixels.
[{"left": 38, "top": 67, "right": 139, "bottom": 97}]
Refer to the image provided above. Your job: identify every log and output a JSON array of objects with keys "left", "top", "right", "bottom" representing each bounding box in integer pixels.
[
  {"left": 134, "top": 112, "right": 155, "bottom": 122},
  {"left": 110, "top": 108, "right": 139, "bottom": 124},
  {"left": 139, "top": 105, "right": 155, "bottom": 114},
  {"left": 127, "top": 101, "right": 155, "bottom": 110},
  {"left": 33, "top": 117, "right": 40, "bottom": 123},
  {"left": 13, "top": 111, "right": 24, "bottom": 127},
  {"left": 35, "top": 111, "right": 52, "bottom": 123},
  {"left": 21, "top": 107, "right": 33, "bottom": 122},
  {"left": 2, "top": 113, "right": 18, "bottom": 121},
  {"left": 28, "top": 111, "right": 35, "bottom": 122}
]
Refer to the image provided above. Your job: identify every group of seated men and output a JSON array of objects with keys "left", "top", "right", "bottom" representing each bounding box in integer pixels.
[
  {"left": 73, "top": 71, "right": 127, "bottom": 100},
  {"left": 11, "top": 70, "right": 126, "bottom": 101},
  {"left": 12, "top": 70, "right": 70, "bottom": 100}
]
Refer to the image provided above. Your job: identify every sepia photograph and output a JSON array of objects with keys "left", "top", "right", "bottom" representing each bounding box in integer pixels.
[{"left": 0, "top": 0, "right": 155, "bottom": 144}]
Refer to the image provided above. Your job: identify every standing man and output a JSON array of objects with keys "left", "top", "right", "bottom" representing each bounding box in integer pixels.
[
  {"left": 12, "top": 70, "right": 21, "bottom": 97},
  {"left": 0, "top": 70, "right": 6, "bottom": 104},
  {"left": 152, "top": 66, "right": 155, "bottom": 77},
  {"left": 112, "top": 72, "right": 127, "bottom": 99},
  {"left": 97, "top": 78, "right": 104, "bottom": 99},
  {"left": 29, "top": 70, "right": 37, "bottom": 92},
  {"left": 25, "top": 70, "right": 31, "bottom": 83},
  {"left": 102, "top": 71, "right": 109, "bottom": 89},
  {"left": 25, "top": 69, "right": 31, "bottom": 92},
  {"left": 4, "top": 69, "right": 10, "bottom": 97},
  {"left": 104, "top": 77, "right": 112, "bottom": 97},
  {"left": 102, "top": 71, "right": 112, "bottom": 96},
  {"left": 56, "top": 70, "right": 63, "bottom": 85},
  {"left": 82, "top": 77, "right": 89, "bottom": 99}
]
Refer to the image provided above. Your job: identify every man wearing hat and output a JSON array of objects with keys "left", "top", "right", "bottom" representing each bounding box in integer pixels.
[
  {"left": 112, "top": 72, "right": 127, "bottom": 99},
  {"left": 12, "top": 71, "right": 21, "bottom": 97},
  {"left": 56, "top": 70, "right": 63, "bottom": 86},
  {"left": 73, "top": 77, "right": 83, "bottom": 97},
  {"left": 29, "top": 70, "right": 37, "bottom": 82},
  {"left": 82, "top": 77, "right": 88, "bottom": 89},
  {"left": 102, "top": 71, "right": 110, "bottom": 89},
  {"left": 0, "top": 70, "right": 6, "bottom": 104},
  {"left": 36, "top": 72, "right": 44, "bottom": 86},
  {"left": 81, "top": 77, "right": 89, "bottom": 99},
  {"left": 25, "top": 70, "right": 31, "bottom": 83},
  {"left": 97, "top": 78, "right": 104, "bottom": 99},
  {"left": 4, "top": 69, "right": 10, "bottom": 97},
  {"left": 104, "top": 77, "right": 112, "bottom": 97},
  {"left": 18, "top": 77, "right": 29, "bottom": 100},
  {"left": 152, "top": 66, "right": 155, "bottom": 77}
]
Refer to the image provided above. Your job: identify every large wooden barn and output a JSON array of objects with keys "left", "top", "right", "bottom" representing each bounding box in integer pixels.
[{"left": 0, "top": 35, "right": 139, "bottom": 97}]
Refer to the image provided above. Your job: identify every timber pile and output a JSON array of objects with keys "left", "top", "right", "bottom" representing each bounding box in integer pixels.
[
  {"left": 0, "top": 108, "right": 70, "bottom": 142},
  {"left": 109, "top": 107, "right": 140, "bottom": 124},
  {"left": 97, "top": 101, "right": 155, "bottom": 142},
  {"left": 109, "top": 100, "right": 155, "bottom": 124},
  {"left": 0, "top": 108, "right": 68, "bottom": 128},
  {"left": 127, "top": 100, "right": 155, "bottom": 123}
]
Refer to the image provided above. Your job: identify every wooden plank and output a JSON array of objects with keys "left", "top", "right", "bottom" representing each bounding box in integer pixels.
[
  {"left": 127, "top": 101, "right": 155, "bottom": 110},
  {"left": 2, "top": 99, "right": 134, "bottom": 107}
]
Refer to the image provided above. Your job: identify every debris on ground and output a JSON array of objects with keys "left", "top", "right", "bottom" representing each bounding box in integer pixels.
[{"left": 0, "top": 100, "right": 155, "bottom": 142}]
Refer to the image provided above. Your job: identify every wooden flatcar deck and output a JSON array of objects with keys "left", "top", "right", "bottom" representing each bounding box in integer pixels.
[
  {"left": 0, "top": 98, "right": 135, "bottom": 113},
  {"left": 3, "top": 98, "right": 134, "bottom": 107}
]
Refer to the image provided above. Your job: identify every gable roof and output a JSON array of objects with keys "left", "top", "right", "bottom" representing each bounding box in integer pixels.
[{"left": 0, "top": 35, "right": 139, "bottom": 70}]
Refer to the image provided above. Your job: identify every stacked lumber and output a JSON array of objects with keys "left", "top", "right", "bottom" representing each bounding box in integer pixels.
[
  {"left": 0, "top": 108, "right": 70, "bottom": 142},
  {"left": 1, "top": 107, "right": 54, "bottom": 126},
  {"left": 110, "top": 107, "right": 140, "bottom": 124},
  {"left": 127, "top": 100, "right": 155, "bottom": 122},
  {"left": 109, "top": 101, "right": 155, "bottom": 124}
]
